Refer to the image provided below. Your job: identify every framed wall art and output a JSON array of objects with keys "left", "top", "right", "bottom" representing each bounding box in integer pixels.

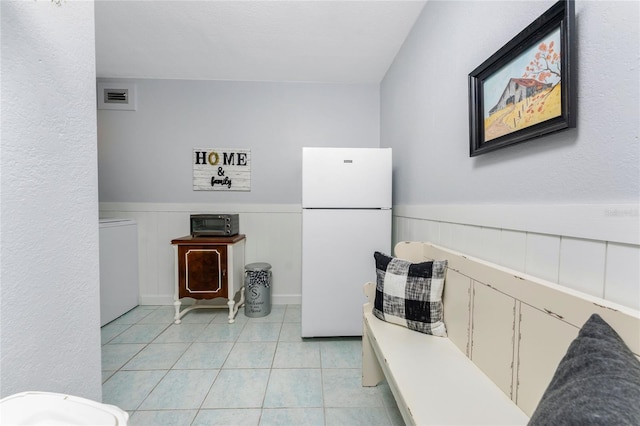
[
  {"left": 193, "top": 148, "right": 251, "bottom": 191},
  {"left": 468, "top": 0, "right": 576, "bottom": 157}
]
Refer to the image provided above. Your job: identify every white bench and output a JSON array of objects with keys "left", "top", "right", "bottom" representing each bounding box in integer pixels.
[{"left": 362, "top": 241, "right": 640, "bottom": 426}]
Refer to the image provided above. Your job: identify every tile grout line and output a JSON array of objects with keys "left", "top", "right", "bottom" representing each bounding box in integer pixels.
[
  {"left": 192, "top": 313, "right": 238, "bottom": 424},
  {"left": 130, "top": 307, "right": 174, "bottom": 413},
  {"left": 256, "top": 306, "right": 285, "bottom": 422},
  {"left": 177, "top": 315, "right": 225, "bottom": 417},
  {"left": 103, "top": 306, "right": 171, "bottom": 415},
  {"left": 102, "top": 305, "right": 390, "bottom": 425}
]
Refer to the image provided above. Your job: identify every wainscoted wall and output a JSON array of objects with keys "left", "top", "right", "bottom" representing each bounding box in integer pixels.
[
  {"left": 102, "top": 202, "right": 639, "bottom": 312},
  {"left": 100, "top": 203, "right": 302, "bottom": 306},
  {"left": 393, "top": 205, "right": 640, "bottom": 311},
  {"left": 96, "top": 2, "right": 639, "bottom": 326},
  {"left": 96, "top": 79, "right": 379, "bottom": 307},
  {"left": 380, "top": 1, "right": 638, "bottom": 312}
]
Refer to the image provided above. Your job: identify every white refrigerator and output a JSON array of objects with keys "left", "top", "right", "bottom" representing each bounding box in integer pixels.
[{"left": 301, "top": 147, "right": 392, "bottom": 337}]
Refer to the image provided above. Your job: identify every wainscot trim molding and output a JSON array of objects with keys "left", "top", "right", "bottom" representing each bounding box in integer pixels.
[
  {"left": 393, "top": 204, "right": 639, "bottom": 245},
  {"left": 99, "top": 202, "right": 302, "bottom": 214}
]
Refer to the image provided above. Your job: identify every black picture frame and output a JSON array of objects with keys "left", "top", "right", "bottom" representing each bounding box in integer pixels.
[{"left": 468, "top": 0, "right": 576, "bottom": 157}]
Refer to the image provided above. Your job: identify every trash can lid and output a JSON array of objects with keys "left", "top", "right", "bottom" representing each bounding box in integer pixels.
[{"left": 245, "top": 262, "right": 272, "bottom": 271}]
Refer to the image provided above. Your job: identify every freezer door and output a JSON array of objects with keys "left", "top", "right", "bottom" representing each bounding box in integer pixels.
[
  {"left": 302, "top": 147, "right": 392, "bottom": 209},
  {"left": 301, "top": 208, "right": 391, "bottom": 337}
]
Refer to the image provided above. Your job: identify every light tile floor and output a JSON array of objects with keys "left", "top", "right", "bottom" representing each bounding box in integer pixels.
[{"left": 101, "top": 304, "right": 404, "bottom": 426}]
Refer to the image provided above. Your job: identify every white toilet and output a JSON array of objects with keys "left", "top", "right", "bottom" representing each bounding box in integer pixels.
[{"left": 0, "top": 391, "right": 128, "bottom": 425}]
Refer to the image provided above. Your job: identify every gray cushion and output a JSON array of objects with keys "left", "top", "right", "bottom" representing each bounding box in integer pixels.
[{"left": 528, "top": 313, "right": 640, "bottom": 425}]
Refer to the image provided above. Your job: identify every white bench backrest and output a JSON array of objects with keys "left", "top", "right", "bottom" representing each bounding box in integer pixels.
[{"left": 393, "top": 241, "right": 640, "bottom": 416}]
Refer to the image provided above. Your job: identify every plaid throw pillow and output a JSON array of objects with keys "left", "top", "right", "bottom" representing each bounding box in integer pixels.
[{"left": 373, "top": 251, "right": 447, "bottom": 337}]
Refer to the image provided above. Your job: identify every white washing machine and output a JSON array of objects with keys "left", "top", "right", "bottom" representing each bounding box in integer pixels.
[{"left": 99, "top": 218, "right": 139, "bottom": 326}]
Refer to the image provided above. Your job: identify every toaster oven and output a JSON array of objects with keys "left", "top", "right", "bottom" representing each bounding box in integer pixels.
[{"left": 190, "top": 214, "right": 239, "bottom": 237}]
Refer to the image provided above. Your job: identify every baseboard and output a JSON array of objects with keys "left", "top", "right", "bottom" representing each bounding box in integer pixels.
[
  {"left": 139, "top": 295, "right": 174, "bottom": 306},
  {"left": 272, "top": 294, "right": 302, "bottom": 305},
  {"left": 139, "top": 294, "right": 302, "bottom": 306}
]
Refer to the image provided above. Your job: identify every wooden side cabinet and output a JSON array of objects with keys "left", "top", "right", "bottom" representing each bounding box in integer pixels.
[{"left": 171, "top": 234, "right": 246, "bottom": 324}]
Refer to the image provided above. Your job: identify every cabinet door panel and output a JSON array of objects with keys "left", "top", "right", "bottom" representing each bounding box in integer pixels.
[
  {"left": 470, "top": 281, "right": 516, "bottom": 399},
  {"left": 516, "top": 303, "right": 578, "bottom": 415},
  {"left": 178, "top": 246, "right": 228, "bottom": 299}
]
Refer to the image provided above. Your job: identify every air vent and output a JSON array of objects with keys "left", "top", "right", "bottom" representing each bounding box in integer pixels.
[
  {"left": 105, "top": 89, "right": 128, "bottom": 104},
  {"left": 97, "top": 82, "right": 137, "bottom": 111}
]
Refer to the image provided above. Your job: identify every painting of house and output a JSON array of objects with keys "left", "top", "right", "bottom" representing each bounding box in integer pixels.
[
  {"left": 479, "top": 23, "right": 564, "bottom": 143},
  {"left": 489, "top": 78, "right": 552, "bottom": 116}
]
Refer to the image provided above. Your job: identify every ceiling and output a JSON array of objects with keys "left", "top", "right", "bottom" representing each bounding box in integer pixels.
[{"left": 94, "top": 1, "right": 426, "bottom": 84}]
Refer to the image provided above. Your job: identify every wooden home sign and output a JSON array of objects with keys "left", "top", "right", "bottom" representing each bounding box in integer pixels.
[{"left": 193, "top": 148, "right": 251, "bottom": 191}]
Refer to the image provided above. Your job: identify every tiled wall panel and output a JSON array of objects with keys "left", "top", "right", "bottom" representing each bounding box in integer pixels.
[
  {"left": 99, "top": 203, "right": 639, "bottom": 311},
  {"left": 394, "top": 212, "right": 639, "bottom": 311},
  {"left": 498, "top": 230, "right": 527, "bottom": 272},
  {"left": 558, "top": 237, "right": 606, "bottom": 298},
  {"left": 100, "top": 203, "right": 302, "bottom": 305},
  {"left": 453, "top": 224, "right": 485, "bottom": 259},
  {"left": 525, "top": 233, "right": 561, "bottom": 283},
  {"left": 605, "top": 243, "right": 640, "bottom": 310},
  {"left": 479, "top": 227, "right": 503, "bottom": 265},
  {"left": 439, "top": 222, "right": 454, "bottom": 249}
]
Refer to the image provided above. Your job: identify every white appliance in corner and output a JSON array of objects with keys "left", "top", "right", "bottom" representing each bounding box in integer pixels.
[
  {"left": 99, "top": 218, "right": 139, "bottom": 326},
  {"left": 301, "top": 147, "right": 392, "bottom": 337}
]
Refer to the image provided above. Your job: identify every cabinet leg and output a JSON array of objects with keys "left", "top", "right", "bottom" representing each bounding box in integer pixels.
[
  {"left": 237, "top": 286, "right": 246, "bottom": 311},
  {"left": 362, "top": 323, "right": 384, "bottom": 386},
  {"left": 173, "top": 300, "right": 182, "bottom": 324},
  {"left": 227, "top": 299, "right": 235, "bottom": 324}
]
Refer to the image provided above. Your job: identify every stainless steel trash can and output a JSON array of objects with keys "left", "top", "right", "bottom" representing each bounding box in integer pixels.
[{"left": 244, "top": 262, "right": 272, "bottom": 318}]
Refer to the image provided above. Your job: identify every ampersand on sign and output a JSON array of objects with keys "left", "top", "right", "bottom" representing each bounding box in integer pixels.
[{"left": 217, "top": 167, "right": 225, "bottom": 176}]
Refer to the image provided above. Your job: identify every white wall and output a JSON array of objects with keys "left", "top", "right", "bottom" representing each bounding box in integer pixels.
[
  {"left": 97, "top": 80, "right": 380, "bottom": 304},
  {"left": 382, "top": 0, "right": 639, "bottom": 205},
  {"left": 1, "top": 1, "right": 102, "bottom": 400},
  {"left": 382, "top": 1, "right": 640, "bottom": 310},
  {"left": 97, "top": 79, "right": 379, "bottom": 203}
]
